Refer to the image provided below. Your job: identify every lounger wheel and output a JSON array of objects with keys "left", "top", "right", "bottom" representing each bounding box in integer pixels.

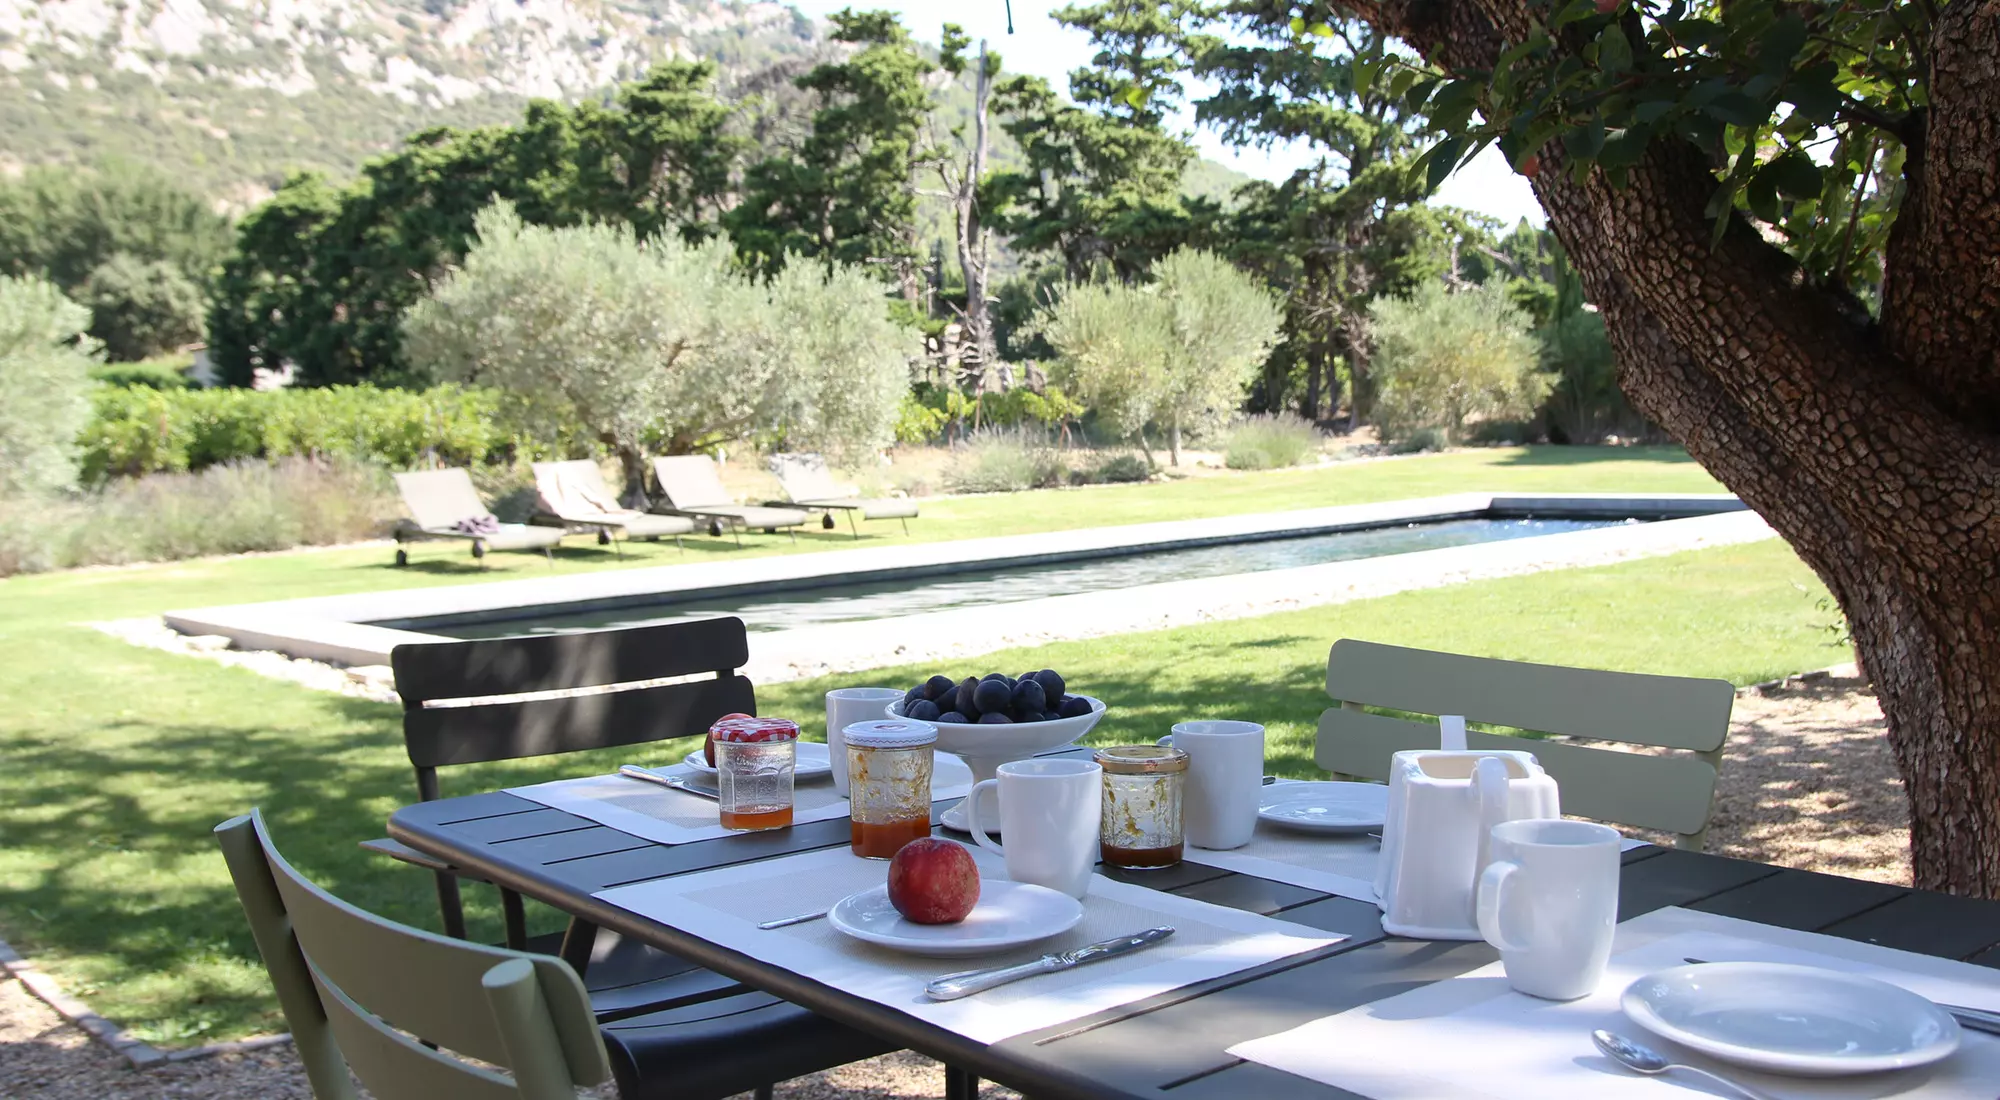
[
  {"left": 822, "top": 513, "right": 836, "bottom": 530},
  {"left": 395, "top": 548, "right": 409, "bottom": 567},
  {"left": 709, "top": 519, "right": 724, "bottom": 537},
  {"left": 598, "top": 529, "right": 612, "bottom": 546},
  {"left": 471, "top": 541, "right": 486, "bottom": 559}
]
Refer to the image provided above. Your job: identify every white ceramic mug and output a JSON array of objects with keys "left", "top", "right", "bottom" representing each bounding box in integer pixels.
[
  {"left": 825, "top": 687, "right": 905, "bottom": 796},
  {"left": 1157, "top": 720, "right": 1264, "bottom": 850},
  {"left": 1475, "top": 818, "right": 1623, "bottom": 1000},
  {"left": 965, "top": 759, "right": 1103, "bottom": 898}
]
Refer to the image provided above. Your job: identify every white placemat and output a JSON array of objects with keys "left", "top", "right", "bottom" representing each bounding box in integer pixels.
[
  {"left": 506, "top": 753, "right": 973, "bottom": 845},
  {"left": 595, "top": 845, "right": 1346, "bottom": 1043},
  {"left": 1229, "top": 906, "right": 2000, "bottom": 1099},
  {"left": 1182, "top": 824, "right": 1382, "bottom": 903}
]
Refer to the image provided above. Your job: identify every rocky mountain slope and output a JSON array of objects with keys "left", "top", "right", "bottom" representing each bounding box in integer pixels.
[{"left": 0, "top": 0, "right": 817, "bottom": 199}]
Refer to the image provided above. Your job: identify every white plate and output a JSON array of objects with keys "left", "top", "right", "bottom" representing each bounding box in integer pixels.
[
  {"left": 1622, "top": 962, "right": 1961, "bottom": 1077},
  {"left": 682, "top": 740, "right": 833, "bottom": 780},
  {"left": 826, "top": 880, "right": 1083, "bottom": 958},
  {"left": 1257, "top": 782, "right": 1388, "bottom": 834}
]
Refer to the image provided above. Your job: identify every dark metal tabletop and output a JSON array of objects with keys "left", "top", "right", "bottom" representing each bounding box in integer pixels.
[{"left": 389, "top": 782, "right": 2000, "bottom": 1100}]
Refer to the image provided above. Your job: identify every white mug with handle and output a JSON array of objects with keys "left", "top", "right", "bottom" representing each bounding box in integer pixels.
[
  {"left": 1475, "top": 818, "right": 1623, "bottom": 1000},
  {"left": 965, "top": 758, "right": 1102, "bottom": 899},
  {"left": 1158, "top": 720, "right": 1264, "bottom": 850},
  {"left": 825, "top": 687, "right": 905, "bottom": 796}
]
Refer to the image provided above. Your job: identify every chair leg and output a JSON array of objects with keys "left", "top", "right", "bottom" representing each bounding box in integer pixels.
[
  {"left": 946, "top": 1066, "right": 979, "bottom": 1100},
  {"left": 847, "top": 511, "right": 860, "bottom": 539},
  {"left": 433, "top": 870, "right": 468, "bottom": 940},
  {"left": 501, "top": 886, "right": 529, "bottom": 951},
  {"left": 753, "top": 1086, "right": 774, "bottom": 1100},
  {"left": 558, "top": 918, "right": 599, "bottom": 979},
  {"left": 900, "top": 517, "right": 909, "bottom": 535}
]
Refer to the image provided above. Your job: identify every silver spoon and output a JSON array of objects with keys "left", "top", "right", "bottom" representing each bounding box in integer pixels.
[{"left": 1592, "top": 1030, "right": 1778, "bottom": 1100}]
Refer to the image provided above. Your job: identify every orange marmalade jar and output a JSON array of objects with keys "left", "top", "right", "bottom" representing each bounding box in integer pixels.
[
  {"left": 711, "top": 717, "right": 799, "bottom": 831},
  {"left": 844, "top": 719, "right": 937, "bottom": 859}
]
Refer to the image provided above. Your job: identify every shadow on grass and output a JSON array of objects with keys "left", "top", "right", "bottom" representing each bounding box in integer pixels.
[
  {"left": 1491, "top": 445, "right": 1696, "bottom": 468},
  {"left": 0, "top": 690, "right": 630, "bottom": 1041}
]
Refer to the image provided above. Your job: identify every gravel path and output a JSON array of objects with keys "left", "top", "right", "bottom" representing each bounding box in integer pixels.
[{"left": 0, "top": 677, "right": 1899, "bottom": 1099}]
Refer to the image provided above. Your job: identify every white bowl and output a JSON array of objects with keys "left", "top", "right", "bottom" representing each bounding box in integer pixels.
[{"left": 889, "top": 694, "right": 1106, "bottom": 830}]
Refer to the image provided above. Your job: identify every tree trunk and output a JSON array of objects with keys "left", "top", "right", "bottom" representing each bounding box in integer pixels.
[
  {"left": 614, "top": 443, "right": 650, "bottom": 510},
  {"left": 1168, "top": 420, "right": 1182, "bottom": 467},
  {"left": 1341, "top": 0, "right": 2000, "bottom": 895},
  {"left": 951, "top": 41, "right": 998, "bottom": 368}
]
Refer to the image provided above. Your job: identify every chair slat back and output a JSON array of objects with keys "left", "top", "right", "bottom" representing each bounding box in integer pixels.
[
  {"left": 392, "top": 618, "right": 751, "bottom": 705},
  {"left": 216, "top": 813, "right": 610, "bottom": 1099},
  {"left": 404, "top": 676, "right": 756, "bottom": 768},
  {"left": 770, "top": 453, "right": 845, "bottom": 501},
  {"left": 1318, "top": 640, "right": 1733, "bottom": 847},
  {"left": 395, "top": 469, "right": 489, "bottom": 530},
  {"left": 651, "top": 455, "right": 733, "bottom": 508},
  {"left": 1324, "top": 639, "right": 1733, "bottom": 751}
]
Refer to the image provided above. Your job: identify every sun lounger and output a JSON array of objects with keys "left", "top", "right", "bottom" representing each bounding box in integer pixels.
[
  {"left": 769, "top": 452, "right": 918, "bottom": 538},
  {"left": 650, "top": 455, "right": 812, "bottom": 545},
  {"left": 391, "top": 468, "right": 564, "bottom": 567},
  {"left": 532, "top": 459, "right": 695, "bottom": 555}
]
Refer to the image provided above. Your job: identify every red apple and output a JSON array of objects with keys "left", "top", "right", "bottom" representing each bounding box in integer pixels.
[
  {"left": 705, "top": 712, "right": 755, "bottom": 766},
  {"left": 887, "top": 838, "right": 981, "bottom": 925}
]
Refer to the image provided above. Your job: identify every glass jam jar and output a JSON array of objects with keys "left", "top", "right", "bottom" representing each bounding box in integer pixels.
[
  {"left": 844, "top": 719, "right": 937, "bottom": 859},
  {"left": 1095, "top": 745, "right": 1188, "bottom": 870},
  {"left": 710, "top": 717, "right": 799, "bottom": 831}
]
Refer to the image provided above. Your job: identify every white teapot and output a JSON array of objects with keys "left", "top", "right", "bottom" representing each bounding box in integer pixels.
[{"left": 1374, "top": 749, "right": 1560, "bottom": 939}]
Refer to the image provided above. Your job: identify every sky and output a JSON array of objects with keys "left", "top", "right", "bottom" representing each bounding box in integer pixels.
[{"left": 782, "top": 0, "right": 1546, "bottom": 228}]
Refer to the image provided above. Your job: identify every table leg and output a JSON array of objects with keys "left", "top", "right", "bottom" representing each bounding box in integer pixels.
[{"left": 946, "top": 1065, "right": 979, "bottom": 1100}]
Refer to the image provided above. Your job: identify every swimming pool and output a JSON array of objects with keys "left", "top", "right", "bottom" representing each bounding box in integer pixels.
[{"left": 407, "top": 516, "right": 1630, "bottom": 638}]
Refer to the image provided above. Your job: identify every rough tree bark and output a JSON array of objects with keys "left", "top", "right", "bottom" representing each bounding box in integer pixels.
[
  {"left": 1341, "top": 0, "right": 2000, "bottom": 895},
  {"left": 949, "top": 41, "right": 999, "bottom": 368}
]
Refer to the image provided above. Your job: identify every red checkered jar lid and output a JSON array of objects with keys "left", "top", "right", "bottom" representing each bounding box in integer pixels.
[{"left": 709, "top": 716, "right": 800, "bottom": 743}]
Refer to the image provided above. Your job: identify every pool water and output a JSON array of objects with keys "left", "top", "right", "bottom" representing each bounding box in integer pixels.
[{"left": 420, "top": 517, "right": 1627, "bottom": 639}]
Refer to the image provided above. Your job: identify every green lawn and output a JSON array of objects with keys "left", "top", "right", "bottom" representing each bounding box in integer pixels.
[{"left": 0, "top": 446, "right": 1778, "bottom": 1044}]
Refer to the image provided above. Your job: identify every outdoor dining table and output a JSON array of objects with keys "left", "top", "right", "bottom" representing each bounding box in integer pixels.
[{"left": 387, "top": 748, "right": 2000, "bottom": 1100}]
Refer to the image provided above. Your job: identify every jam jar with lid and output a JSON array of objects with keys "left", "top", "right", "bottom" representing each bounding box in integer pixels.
[
  {"left": 1094, "top": 745, "right": 1189, "bottom": 869},
  {"left": 710, "top": 716, "right": 799, "bottom": 831},
  {"left": 843, "top": 718, "right": 937, "bottom": 859}
]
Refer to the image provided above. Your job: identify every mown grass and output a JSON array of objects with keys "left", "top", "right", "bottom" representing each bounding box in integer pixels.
[{"left": 0, "top": 446, "right": 1770, "bottom": 1043}]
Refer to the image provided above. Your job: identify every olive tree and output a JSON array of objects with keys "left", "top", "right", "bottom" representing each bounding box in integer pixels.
[
  {"left": 1367, "top": 281, "right": 1545, "bottom": 445},
  {"left": 1042, "top": 248, "right": 1281, "bottom": 464},
  {"left": 0, "top": 277, "right": 96, "bottom": 496},
  {"left": 403, "top": 204, "right": 912, "bottom": 501}
]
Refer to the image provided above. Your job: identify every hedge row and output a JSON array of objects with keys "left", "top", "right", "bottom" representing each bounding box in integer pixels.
[{"left": 79, "top": 384, "right": 507, "bottom": 483}]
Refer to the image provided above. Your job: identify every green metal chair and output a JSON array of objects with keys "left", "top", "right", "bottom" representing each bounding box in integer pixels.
[
  {"left": 219, "top": 811, "right": 896, "bottom": 1100},
  {"left": 218, "top": 810, "right": 609, "bottom": 1100},
  {"left": 1317, "top": 639, "right": 1736, "bottom": 849}
]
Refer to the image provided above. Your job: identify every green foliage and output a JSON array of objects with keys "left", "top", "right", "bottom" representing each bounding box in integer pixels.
[
  {"left": 1042, "top": 248, "right": 1282, "bottom": 460},
  {"left": 894, "top": 393, "right": 952, "bottom": 445},
  {"left": 1538, "top": 308, "right": 1641, "bottom": 444},
  {"left": 0, "top": 457, "right": 393, "bottom": 576},
  {"left": 0, "top": 277, "right": 98, "bottom": 496},
  {"left": 897, "top": 382, "right": 1089, "bottom": 443},
  {"left": 945, "top": 429, "right": 1070, "bottom": 493},
  {"left": 403, "top": 204, "right": 911, "bottom": 474},
  {"left": 0, "top": 162, "right": 232, "bottom": 361},
  {"left": 1369, "top": 282, "right": 1546, "bottom": 445},
  {"left": 76, "top": 384, "right": 503, "bottom": 483},
  {"left": 81, "top": 253, "right": 207, "bottom": 362},
  {"left": 89, "top": 355, "right": 194, "bottom": 390},
  {"left": 1081, "top": 450, "right": 1156, "bottom": 483},
  {"left": 1224, "top": 414, "right": 1322, "bottom": 470},
  {"left": 729, "top": 11, "right": 935, "bottom": 292},
  {"left": 986, "top": 1, "right": 1214, "bottom": 282},
  {"left": 1409, "top": 0, "right": 1919, "bottom": 302},
  {"left": 209, "top": 62, "right": 749, "bottom": 386}
]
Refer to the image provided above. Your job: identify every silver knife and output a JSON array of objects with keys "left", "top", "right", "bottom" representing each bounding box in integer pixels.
[
  {"left": 1682, "top": 957, "right": 2000, "bottom": 1036},
  {"left": 924, "top": 926, "right": 1175, "bottom": 1001},
  {"left": 618, "top": 764, "right": 719, "bottom": 800}
]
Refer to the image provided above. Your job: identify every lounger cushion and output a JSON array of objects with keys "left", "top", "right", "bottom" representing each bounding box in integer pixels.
[
  {"left": 614, "top": 513, "right": 697, "bottom": 538},
  {"left": 402, "top": 521, "right": 565, "bottom": 551},
  {"left": 799, "top": 496, "right": 920, "bottom": 521},
  {"left": 698, "top": 505, "right": 812, "bottom": 529}
]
